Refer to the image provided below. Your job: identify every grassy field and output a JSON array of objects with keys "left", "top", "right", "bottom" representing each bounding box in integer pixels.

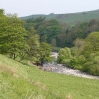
[
  {"left": 21, "top": 9, "right": 99, "bottom": 26},
  {"left": 0, "top": 54, "right": 99, "bottom": 99}
]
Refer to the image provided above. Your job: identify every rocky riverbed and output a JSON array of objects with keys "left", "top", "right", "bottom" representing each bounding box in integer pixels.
[{"left": 42, "top": 62, "right": 99, "bottom": 80}]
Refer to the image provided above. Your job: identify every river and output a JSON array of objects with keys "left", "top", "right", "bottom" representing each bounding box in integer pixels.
[{"left": 42, "top": 52, "right": 99, "bottom": 79}]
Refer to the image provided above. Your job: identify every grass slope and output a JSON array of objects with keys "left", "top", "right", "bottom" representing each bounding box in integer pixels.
[
  {"left": 21, "top": 9, "right": 99, "bottom": 26},
  {"left": 0, "top": 54, "right": 99, "bottom": 99}
]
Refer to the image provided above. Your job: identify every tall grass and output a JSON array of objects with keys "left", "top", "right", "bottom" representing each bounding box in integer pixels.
[{"left": 0, "top": 54, "right": 99, "bottom": 99}]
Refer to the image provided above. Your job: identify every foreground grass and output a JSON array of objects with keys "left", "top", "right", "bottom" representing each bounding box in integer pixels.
[{"left": 0, "top": 54, "right": 99, "bottom": 99}]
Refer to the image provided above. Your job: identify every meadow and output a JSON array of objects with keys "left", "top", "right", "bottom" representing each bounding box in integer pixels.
[{"left": 0, "top": 54, "right": 99, "bottom": 99}]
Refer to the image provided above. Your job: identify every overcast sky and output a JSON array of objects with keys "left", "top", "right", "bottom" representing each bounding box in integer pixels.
[{"left": 1, "top": 0, "right": 99, "bottom": 17}]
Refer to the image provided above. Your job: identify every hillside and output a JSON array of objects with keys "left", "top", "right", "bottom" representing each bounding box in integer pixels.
[
  {"left": 0, "top": 54, "right": 99, "bottom": 99},
  {"left": 21, "top": 9, "right": 99, "bottom": 26}
]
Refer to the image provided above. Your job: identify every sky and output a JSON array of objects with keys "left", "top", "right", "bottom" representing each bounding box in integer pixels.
[{"left": 1, "top": 0, "right": 99, "bottom": 17}]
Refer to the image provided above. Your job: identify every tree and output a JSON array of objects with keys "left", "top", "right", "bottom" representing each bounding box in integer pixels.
[
  {"left": 81, "top": 32, "right": 99, "bottom": 75},
  {"left": 25, "top": 17, "right": 45, "bottom": 30},
  {"left": 0, "top": 13, "right": 28, "bottom": 60},
  {"left": 37, "top": 19, "right": 61, "bottom": 45},
  {"left": 51, "top": 39, "right": 56, "bottom": 47},
  {"left": 0, "top": 9, "right": 4, "bottom": 15},
  {"left": 83, "top": 32, "right": 99, "bottom": 56},
  {"left": 88, "top": 19, "right": 99, "bottom": 32},
  {"left": 56, "top": 33, "right": 67, "bottom": 47},
  {"left": 57, "top": 47, "right": 71, "bottom": 63},
  {"left": 36, "top": 42, "right": 52, "bottom": 66},
  {"left": 72, "top": 38, "right": 84, "bottom": 56},
  {"left": 27, "top": 27, "right": 39, "bottom": 59}
]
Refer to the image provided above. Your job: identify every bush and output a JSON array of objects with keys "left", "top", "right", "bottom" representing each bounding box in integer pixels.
[
  {"left": 57, "top": 54, "right": 64, "bottom": 63},
  {"left": 62, "top": 59, "right": 71, "bottom": 66},
  {"left": 89, "top": 65, "right": 99, "bottom": 76},
  {"left": 57, "top": 47, "right": 71, "bottom": 63},
  {"left": 82, "top": 61, "right": 93, "bottom": 72},
  {"left": 93, "top": 56, "right": 99, "bottom": 64},
  {"left": 69, "top": 57, "right": 78, "bottom": 68},
  {"left": 52, "top": 47, "right": 61, "bottom": 52},
  {"left": 74, "top": 64, "right": 82, "bottom": 70},
  {"left": 82, "top": 60, "right": 99, "bottom": 76},
  {"left": 78, "top": 55, "right": 86, "bottom": 64}
]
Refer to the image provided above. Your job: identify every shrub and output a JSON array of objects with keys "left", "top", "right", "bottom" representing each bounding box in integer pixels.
[
  {"left": 78, "top": 55, "right": 86, "bottom": 64},
  {"left": 82, "top": 60, "right": 99, "bottom": 76},
  {"left": 62, "top": 59, "right": 71, "bottom": 66},
  {"left": 89, "top": 65, "right": 99, "bottom": 76},
  {"left": 57, "top": 47, "right": 71, "bottom": 63},
  {"left": 74, "top": 64, "right": 82, "bottom": 70},
  {"left": 93, "top": 56, "right": 99, "bottom": 64},
  {"left": 68, "top": 57, "right": 78, "bottom": 68},
  {"left": 82, "top": 61, "right": 93, "bottom": 72}
]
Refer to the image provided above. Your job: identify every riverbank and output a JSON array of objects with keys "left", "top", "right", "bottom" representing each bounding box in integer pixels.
[{"left": 42, "top": 62, "right": 99, "bottom": 79}]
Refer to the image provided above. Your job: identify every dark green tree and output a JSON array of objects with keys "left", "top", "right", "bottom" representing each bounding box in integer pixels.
[
  {"left": 37, "top": 19, "right": 61, "bottom": 45},
  {"left": 83, "top": 32, "right": 99, "bottom": 56},
  {"left": 36, "top": 42, "right": 52, "bottom": 66},
  {"left": 0, "top": 13, "right": 28, "bottom": 60},
  {"left": 27, "top": 27, "right": 39, "bottom": 59}
]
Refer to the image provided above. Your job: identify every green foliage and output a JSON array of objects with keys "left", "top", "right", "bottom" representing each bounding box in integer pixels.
[
  {"left": 37, "top": 19, "right": 61, "bottom": 45},
  {"left": 52, "top": 47, "right": 61, "bottom": 52},
  {"left": 71, "top": 38, "right": 84, "bottom": 56},
  {"left": 68, "top": 57, "right": 78, "bottom": 68},
  {"left": 64, "top": 32, "right": 99, "bottom": 75},
  {"left": 24, "top": 17, "right": 62, "bottom": 47},
  {"left": 58, "top": 32, "right": 99, "bottom": 75},
  {"left": 0, "top": 13, "right": 28, "bottom": 60},
  {"left": 36, "top": 42, "right": 52, "bottom": 66},
  {"left": 82, "top": 52, "right": 99, "bottom": 75},
  {"left": 83, "top": 32, "right": 99, "bottom": 57},
  {"left": 56, "top": 33, "right": 67, "bottom": 47},
  {"left": 74, "top": 64, "right": 82, "bottom": 70},
  {"left": 25, "top": 17, "right": 45, "bottom": 30},
  {"left": 26, "top": 27, "right": 39, "bottom": 59},
  {"left": 93, "top": 56, "right": 99, "bottom": 64},
  {"left": 66, "top": 22, "right": 88, "bottom": 47},
  {"left": 83, "top": 61, "right": 99, "bottom": 76},
  {"left": 89, "top": 64, "right": 99, "bottom": 76},
  {"left": 57, "top": 47, "right": 71, "bottom": 64},
  {"left": 72, "top": 55, "right": 85, "bottom": 70},
  {"left": 22, "top": 10, "right": 99, "bottom": 48},
  {"left": 66, "top": 55, "right": 85, "bottom": 69},
  {"left": 0, "top": 9, "right": 4, "bottom": 15},
  {"left": 77, "top": 55, "right": 86, "bottom": 64}
]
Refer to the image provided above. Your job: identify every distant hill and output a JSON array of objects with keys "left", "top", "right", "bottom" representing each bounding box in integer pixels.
[{"left": 21, "top": 9, "right": 99, "bottom": 26}]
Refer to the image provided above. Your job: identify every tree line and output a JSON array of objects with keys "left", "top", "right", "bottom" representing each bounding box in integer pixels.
[
  {"left": 0, "top": 9, "right": 52, "bottom": 66},
  {"left": 24, "top": 16, "right": 99, "bottom": 49},
  {"left": 57, "top": 32, "right": 99, "bottom": 76}
]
